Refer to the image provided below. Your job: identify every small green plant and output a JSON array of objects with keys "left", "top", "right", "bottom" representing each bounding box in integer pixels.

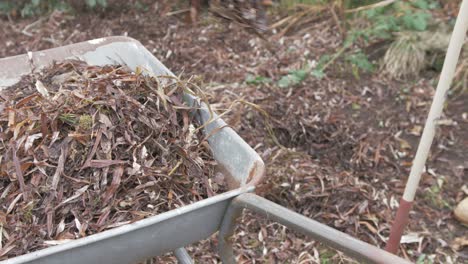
[
  {"left": 319, "top": 248, "right": 335, "bottom": 264},
  {"left": 0, "top": 0, "right": 107, "bottom": 17},
  {"left": 84, "top": 0, "right": 108, "bottom": 9},
  {"left": 416, "top": 253, "right": 435, "bottom": 264},
  {"left": 278, "top": 66, "right": 309, "bottom": 88},
  {"left": 0, "top": 1, "right": 14, "bottom": 14},
  {"left": 358, "top": 0, "right": 438, "bottom": 40},
  {"left": 345, "top": 51, "right": 374, "bottom": 79},
  {"left": 347, "top": 51, "right": 373, "bottom": 72},
  {"left": 311, "top": 55, "right": 330, "bottom": 79},
  {"left": 423, "top": 184, "right": 451, "bottom": 209},
  {"left": 22, "top": 202, "right": 36, "bottom": 223},
  {"left": 59, "top": 113, "right": 78, "bottom": 126},
  {"left": 412, "top": 0, "right": 439, "bottom": 10},
  {"left": 78, "top": 114, "right": 93, "bottom": 130},
  {"left": 245, "top": 74, "right": 272, "bottom": 85},
  {"left": 351, "top": 102, "right": 361, "bottom": 110},
  {"left": 134, "top": 1, "right": 149, "bottom": 11},
  {"left": 304, "top": 0, "right": 440, "bottom": 79},
  {"left": 20, "top": 0, "right": 70, "bottom": 17}
]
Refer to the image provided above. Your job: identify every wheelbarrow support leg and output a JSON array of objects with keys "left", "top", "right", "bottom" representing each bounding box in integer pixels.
[
  {"left": 219, "top": 193, "right": 411, "bottom": 264},
  {"left": 218, "top": 198, "right": 243, "bottom": 263},
  {"left": 174, "top": 247, "right": 194, "bottom": 264}
]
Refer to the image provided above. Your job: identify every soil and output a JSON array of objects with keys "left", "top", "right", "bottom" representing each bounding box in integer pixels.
[{"left": 0, "top": 0, "right": 467, "bottom": 263}]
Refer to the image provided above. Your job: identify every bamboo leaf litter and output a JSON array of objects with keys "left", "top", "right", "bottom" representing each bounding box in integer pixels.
[{"left": 0, "top": 60, "right": 225, "bottom": 259}]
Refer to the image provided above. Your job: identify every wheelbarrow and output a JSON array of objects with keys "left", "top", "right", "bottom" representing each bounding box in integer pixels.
[{"left": 0, "top": 37, "right": 410, "bottom": 264}]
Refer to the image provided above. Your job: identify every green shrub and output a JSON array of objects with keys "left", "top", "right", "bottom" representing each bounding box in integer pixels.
[
  {"left": 21, "top": 0, "right": 70, "bottom": 17},
  {"left": 0, "top": 0, "right": 108, "bottom": 17},
  {"left": 347, "top": 1, "right": 436, "bottom": 46},
  {"left": 299, "top": 0, "right": 442, "bottom": 79}
]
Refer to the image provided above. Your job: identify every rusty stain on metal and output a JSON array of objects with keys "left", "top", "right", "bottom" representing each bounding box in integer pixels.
[{"left": 245, "top": 160, "right": 265, "bottom": 187}]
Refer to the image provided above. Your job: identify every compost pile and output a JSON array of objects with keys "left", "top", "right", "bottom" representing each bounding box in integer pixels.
[{"left": 0, "top": 60, "right": 224, "bottom": 259}]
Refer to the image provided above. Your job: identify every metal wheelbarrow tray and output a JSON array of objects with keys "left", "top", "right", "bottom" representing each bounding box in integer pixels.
[
  {"left": 0, "top": 36, "right": 264, "bottom": 264},
  {"left": 0, "top": 37, "right": 410, "bottom": 264}
]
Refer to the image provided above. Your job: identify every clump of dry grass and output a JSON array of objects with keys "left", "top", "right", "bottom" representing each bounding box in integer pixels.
[
  {"left": 382, "top": 33, "right": 426, "bottom": 79},
  {"left": 383, "top": 25, "right": 467, "bottom": 90},
  {"left": 453, "top": 46, "right": 468, "bottom": 93},
  {"left": 382, "top": 28, "right": 451, "bottom": 79}
]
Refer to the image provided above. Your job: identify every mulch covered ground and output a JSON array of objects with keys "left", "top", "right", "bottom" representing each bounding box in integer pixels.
[{"left": 0, "top": 0, "right": 466, "bottom": 263}]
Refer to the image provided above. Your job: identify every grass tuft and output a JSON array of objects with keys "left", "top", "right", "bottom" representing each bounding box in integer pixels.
[{"left": 383, "top": 32, "right": 426, "bottom": 79}]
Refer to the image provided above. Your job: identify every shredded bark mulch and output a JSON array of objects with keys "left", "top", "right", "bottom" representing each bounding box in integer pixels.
[{"left": 0, "top": 60, "right": 225, "bottom": 259}]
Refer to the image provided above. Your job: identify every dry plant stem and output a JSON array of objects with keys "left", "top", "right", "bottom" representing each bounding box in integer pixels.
[
  {"left": 345, "top": 0, "right": 397, "bottom": 13},
  {"left": 165, "top": 9, "right": 191, "bottom": 17},
  {"left": 11, "top": 143, "right": 28, "bottom": 200},
  {"left": 322, "top": 43, "right": 349, "bottom": 72},
  {"left": 386, "top": 0, "right": 468, "bottom": 254},
  {"left": 329, "top": 5, "right": 344, "bottom": 38}
]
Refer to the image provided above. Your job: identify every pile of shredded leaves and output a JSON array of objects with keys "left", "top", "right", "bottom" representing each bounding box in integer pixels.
[{"left": 0, "top": 60, "right": 225, "bottom": 259}]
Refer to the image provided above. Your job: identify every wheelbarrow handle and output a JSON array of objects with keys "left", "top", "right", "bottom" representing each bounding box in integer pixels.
[{"left": 218, "top": 193, "right": 412, "bottom": 264}]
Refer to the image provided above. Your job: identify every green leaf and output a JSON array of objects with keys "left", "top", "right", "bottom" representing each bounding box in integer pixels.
[
  {"left": 364, "top": 9, "right": 377, "bottom": 19},
  {"left": 351, "top": 65, "right": 360, "bottom": 80},
  {"left": 277, "top": 66, "right": 310, "bottom": 88},
  {"left": 289, "top": 74, "right": 302, "bottom": 84},
  {"left": 351, "top": 103, "right": 361, "bottom": 110},
  {"left": 245, "top": 74, "right": 271, "bottom": 85},
  {"left": 428, "top": 1, "right": 439, "bottom": 9},
  {"left": 364, "top": 6, "right": 386, "bottom": 19},
  {"left": 135, "top": 1, "right": 148, "bottom": 11},
  {"left": 316, "top": 55, "right": 331, "bottom": 68},
  {"left": 402, "top": 11, "right": 430, "bottom": 31},
  {"left": 0, "top": 2, "right": 13, "bottom": 13},
  {"left": 278, "top": 76, "right": 292, "bottom": 88},
  {"left": 31, "top": 0, "right": 41, "bottom": 6},
  {"left": 85, "top": 0, "right": 97, "bottom": 8},
  {"left": 412, "top": 0, "right": 429, "bottom": 9},
  {"left": 97, "top": 0, "right": 108, "bottom": 8},
  {"left": 55, "top": 2, "right": 71, "bottom": 11},
  {"left": 346, "top": 52, "right": 374, "bottom": 72},
  {"left": 416, "top": 254, "right": 427, "bottom": 264},
  {"left": 311, "top": 69, "right": 325, "bottom": 79},
  {"left": 291, "top": 69, "right": 308, "bottom": 82},
  {"left": 21, "top": 4, "right": 36, "bottom": 17}
]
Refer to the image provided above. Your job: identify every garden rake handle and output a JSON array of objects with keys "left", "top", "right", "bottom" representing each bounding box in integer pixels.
[{"left": 386, "top": 0, "right": 468, "bottom": 254}]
